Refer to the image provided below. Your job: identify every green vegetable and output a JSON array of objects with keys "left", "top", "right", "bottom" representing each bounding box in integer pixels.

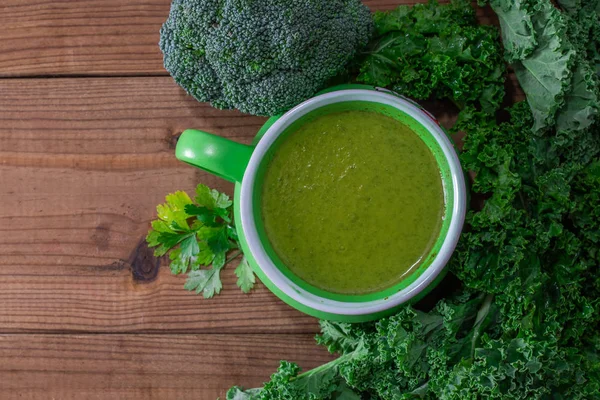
[
  {"left": 146, "top": 184, "right": 255, "bottom": 298},
  {"left": 357, "top": 0, "right": 506, "bottom": 113},
  {"left": 488, "top": 0, "right": 599, "bottom": 133},
  {"left": 159, "top": 0, "right": 372, "bottom": 117},
  {"left": 488, "top": 0, "right": 536, "bottom": 63},
  {"left": 228, "top": 335, "right": 366, "bottom": 400},
  {"left": 226, "top": 0, "right": 600, "bottom": 398},
  {"left": 234, "top": 257, "right": 255, "bottom": 294}
]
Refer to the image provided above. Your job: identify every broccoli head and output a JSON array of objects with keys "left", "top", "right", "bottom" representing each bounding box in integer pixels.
[{"left": 159, "top": 0, "right": 373, "bottom": 116}]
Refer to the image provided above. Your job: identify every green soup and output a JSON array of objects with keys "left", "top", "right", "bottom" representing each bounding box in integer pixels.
[{"left": 260, "top": 110, "right": 444, "bottom": 295}]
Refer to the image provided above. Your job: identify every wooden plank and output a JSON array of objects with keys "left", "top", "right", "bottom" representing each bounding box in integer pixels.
[
  {"left": 0, "top": 0, "right": 498, "bottom": 77},
  {"left": 0, "top": 0, "right": 169, "bottom": 77},
  {"left": 0, "top": 333, "right": 334, "bottom": 399},
  {"left": 0, "top": 76, "right": 322, "bottom": 333}
]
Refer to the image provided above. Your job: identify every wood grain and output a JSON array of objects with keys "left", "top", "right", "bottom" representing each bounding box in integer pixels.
[
  {"left": 0, "top": 0, "right": 169, "bottom": 77},
  {"left": 0, "top": 77, "right": 324, "bottom": 333},
  {"left": 0, "top": 0, "right": 498, "bottom": 77},
  {"left": 0, "top": 334, "right": 334, "bottom": 399}
]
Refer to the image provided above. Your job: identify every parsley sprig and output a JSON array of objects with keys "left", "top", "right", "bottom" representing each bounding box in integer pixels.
[{"left": 146, "top": 184, "right": 256, "bottom": 298}]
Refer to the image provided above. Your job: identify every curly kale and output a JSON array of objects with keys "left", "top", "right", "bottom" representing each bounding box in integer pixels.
[
  {"left": 228, "top": 103, "right": 600, "bottom": 399},
  {"left": 449, "top": 103, "right": 600, "bottom": 399},
  {"left": 356, "top": 0, "right": 506, "bottom": 114},
  {"left": 159, "top": 0, "right": 372, "bottom": 116},
  {"left": 226, "top": 1, "right": 600, "bottom": 398},
  {"left": 488, "top": 0, "right": 600, "bottom": 132}
]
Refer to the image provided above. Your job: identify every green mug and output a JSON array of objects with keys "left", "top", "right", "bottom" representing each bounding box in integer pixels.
[{"left": 176, "top": 85, "right": 467, "bottom": 322}]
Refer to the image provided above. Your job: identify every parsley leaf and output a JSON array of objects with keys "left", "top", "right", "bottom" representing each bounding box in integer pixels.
[
  {"left": 184, "top": 252, "right": 226, "bottom": 299},
  {"left": 234, "top": 257, "right": 256, "bottom": 293},
  {"left": 146, "top": 184, "right": 256, "bottom": 297},
  {"left": 168, "top": 234, "right": 199, "bottom": 274},
  {"left": 156, "top": 191, "right": 193, "bottom": 231},
  {"left": 194, "top": 183, "right": 233, "bottom": 210}
]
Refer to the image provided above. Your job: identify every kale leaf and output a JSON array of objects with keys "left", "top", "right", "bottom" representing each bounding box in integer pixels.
[{"left": 357, "top": 0, "right": 506, "bottom": 113}]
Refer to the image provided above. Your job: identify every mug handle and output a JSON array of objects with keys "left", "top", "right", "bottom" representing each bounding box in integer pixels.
[{"left": 175, "top": 129, "right": 253, "bottom": 183}]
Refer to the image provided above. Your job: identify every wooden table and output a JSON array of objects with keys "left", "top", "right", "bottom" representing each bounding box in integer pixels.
[{"left": 0, "top": 1, "right": 505, "bottom": 398}]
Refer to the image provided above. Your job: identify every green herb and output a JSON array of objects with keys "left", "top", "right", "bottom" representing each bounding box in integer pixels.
[
  {"left": 357, "top": 0, "right": 506, "bottom": 113},
  {"left": 234, "top": 257, "right": 256, "bottom": 294},
  {"left": 146, "top": 184, "right": 255, "bottom": 298}
]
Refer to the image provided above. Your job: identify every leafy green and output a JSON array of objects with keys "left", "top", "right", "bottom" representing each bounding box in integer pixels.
[
  {"left": 184, "top": 257, "right": 224, "bottom": 299},
  {"left": 234, "top": 257, "right": 256, "bottom": 294},
  {"left": 449, "top": 100, "right": 600, "bottom": 398},
  {"left": 226, "top": 387, "right": 262, "bottom": 400},
  {"left": 488, "top": 0, "right": 536, "bottom": 63},
  {"left": 357, "top": 0, "right": 506, "bottom": 113},
  {"left": 555, "top": 59, "right": 599, "bottom": 132},
  {"left": 510, "top": 0, "right": 575, "bottom": 132},
  {"left": 555, "top": 1, "right": 600, "bottom": 132},
  {"left": 490, "top": 0, "right": 600, "bottom": 133},
  {"left": 230, "top": 340, "right": 367, "bottom": 400},
  {"left": 146, "top": 184, "right": 255, "bottom": 297},
  {"left": 225, "top": 0, "right": 600, "bottom": 398}
]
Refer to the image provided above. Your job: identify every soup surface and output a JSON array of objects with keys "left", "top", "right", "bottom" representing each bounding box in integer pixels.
[{"left": 261, "top": 110, "right": 444, "bottom": 295}]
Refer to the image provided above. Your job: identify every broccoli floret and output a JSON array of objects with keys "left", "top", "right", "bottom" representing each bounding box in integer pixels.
[{"left": 159, "top": 0, "right": 373, "bottom": 116}]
